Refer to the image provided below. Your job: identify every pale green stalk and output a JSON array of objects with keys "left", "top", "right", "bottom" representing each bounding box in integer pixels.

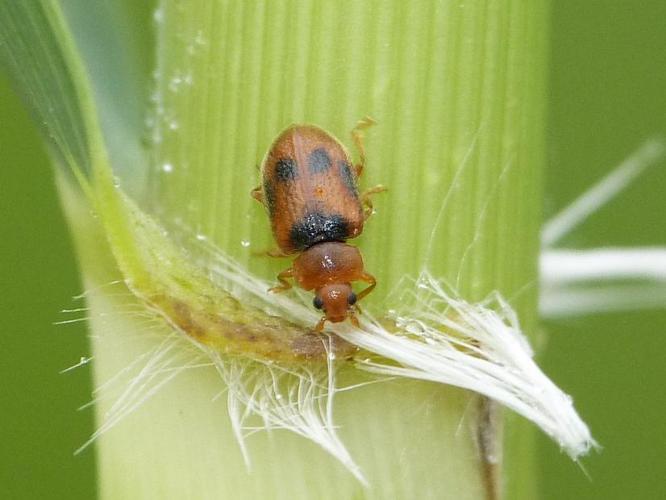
[{"left": 1, "top": 1, "right": 548, "bottom": 498}]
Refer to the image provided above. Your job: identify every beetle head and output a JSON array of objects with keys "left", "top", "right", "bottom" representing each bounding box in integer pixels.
[{"left": 313, "top": 283, "right": 357, "bottom": 324}]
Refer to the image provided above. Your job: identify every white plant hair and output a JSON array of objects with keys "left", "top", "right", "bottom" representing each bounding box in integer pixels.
[
  {"left": 207, "top": 348, "right": 369, "bottom": 485},
  {"left": 340, "top": 273, "right": 596, "bottom": 458},
  {"left": 541, "top": 137, "right": 666, "bottom": 317},
  {"left": 541, "top": 138, "right": 665, "bottom": 247}
]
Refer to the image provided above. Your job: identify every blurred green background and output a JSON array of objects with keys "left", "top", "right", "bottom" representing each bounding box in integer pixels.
[{"left": 1, "top": 1, "right": 664, "bottom": 499}]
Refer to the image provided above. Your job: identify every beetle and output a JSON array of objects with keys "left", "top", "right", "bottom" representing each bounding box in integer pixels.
[{"left": 252, "top": 118, "right": 385, "bottom": 331}]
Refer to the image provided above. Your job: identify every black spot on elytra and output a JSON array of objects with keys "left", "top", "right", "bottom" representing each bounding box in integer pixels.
[
  {"left": 308, "top": 148, "right": 331, "bottom": 173},
  {"left": 275, "top": 158, "right": 298, "bottom": 181},
  {"left": 338, "top": 160, "right": 358, "bottom": 195},
  {"left": 290, "top": 212, "right": 349, "bottom": 250}
]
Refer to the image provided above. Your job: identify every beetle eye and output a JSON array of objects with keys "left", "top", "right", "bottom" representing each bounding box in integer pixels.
[
  {"left": 347, "top": 292, "right": 357, "bottom": 305},
  {"left": 313, "top": 296, "right": 324, "bottom": 310}
]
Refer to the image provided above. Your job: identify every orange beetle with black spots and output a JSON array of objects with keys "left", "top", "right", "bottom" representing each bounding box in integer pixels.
[{"left": 252, "top": 118, "right": 385, "bottom": 331}]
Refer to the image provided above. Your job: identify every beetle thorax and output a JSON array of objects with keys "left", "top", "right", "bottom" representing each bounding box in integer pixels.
[{"left": 292, "top": 241, "right": 364, "bottom": 290}]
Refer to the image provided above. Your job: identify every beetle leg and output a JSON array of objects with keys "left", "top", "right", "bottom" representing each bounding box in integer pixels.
[
  {"left": 360, "top": 184, "right": 388, "bottom": 220},
  {"left": 314, "top": 316, "right": 327, "bottom": 333},
  {"left": 356, "top": 272, "right": 377, "bottom": 301},
  {"left": 251, "top": 186, "right": 265, "bottom": 205},
  {"left": 253, "top": 247, "right": 290, "bottom": 258},
  {"left": 351, "top": 116, "right": 376, "bottom": 177},
  {"left": 268, "top": 267, "right": 295, "bottom": 293},
  {"left": 267, "top": 248, "right": 290, "bottom": 258},
  {"left": 349, "top": 312, "right": 360, "bottom": 328}
]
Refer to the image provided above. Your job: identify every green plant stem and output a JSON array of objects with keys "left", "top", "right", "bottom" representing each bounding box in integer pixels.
[
  {"left": 4, "top": 0, "right": 549, "bottom": 497},
  {"left": 67, "top": 1, "right": 547, "bottom": 498}
]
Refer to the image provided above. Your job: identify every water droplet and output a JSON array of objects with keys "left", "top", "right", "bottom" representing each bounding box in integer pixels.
[
  {"left": 196, "top": 234, "right": 207, "bottom": 241},
  {"left": 275, "top": 393, "right": 283, "bottom": 400},
  {"left": 162, "top": 163, "right": 174, "bottom": 173},
  {"left": 168, "top": 76, "right": 182, "bottom": 92},
  {"left": 167, "top": 72, "right": 193, "bottom": 92},
  {"left": 240, "top": 240, "right": 250, "bottom": 247},
  {"left": 168, "top": 120, "right": 179, "bottom": 131},
  {"left": 194, "top": 30, "right": 206, "bottom": 46}
]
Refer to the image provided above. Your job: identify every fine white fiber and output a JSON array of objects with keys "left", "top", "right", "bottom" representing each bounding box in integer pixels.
[
  {"left": 206, "top": 347, "right": 368, "bottom": 486},
  {"left": 542, "top": 247, "right": 666, "bottom": 284},
  {"left": 540, "top": 138, "right": 666, "bottom": 317},
  {"left": 541, "top": 138, "right": 665, "bottom": 247},
  {"left": 540, "top": 247, "right": 666, "bottom": 317},
  {"left": 333, "top": 273, "right": 596, "bottom": 459}
]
